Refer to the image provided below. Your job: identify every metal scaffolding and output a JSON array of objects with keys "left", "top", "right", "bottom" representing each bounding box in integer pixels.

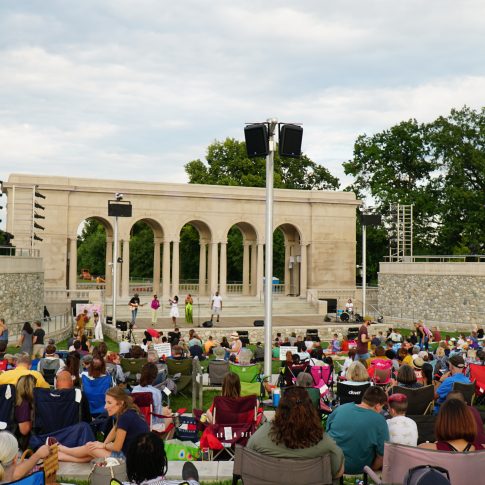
[{"left": 389, "top": 204, "right": 413, "bottom": 262}]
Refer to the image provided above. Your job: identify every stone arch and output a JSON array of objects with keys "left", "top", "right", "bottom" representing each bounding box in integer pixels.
[{"left": 274, "top": 222, "right": 304, "bottom": 296}]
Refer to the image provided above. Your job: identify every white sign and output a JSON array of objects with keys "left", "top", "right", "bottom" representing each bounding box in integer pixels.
[
  {"left": 153, "top": 343, "right": 172, "bottom": 358},
  {"left": 279, "top": 346, "right": 298, "bottom": 360}
]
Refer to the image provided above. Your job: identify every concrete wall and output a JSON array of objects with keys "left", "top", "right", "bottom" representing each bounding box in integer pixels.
[
  {"left": 378, "top": 262, "right": 485, "bottom": 325},
  {"left": 0, "top": 256, "right": 44, "bottom": 323}
]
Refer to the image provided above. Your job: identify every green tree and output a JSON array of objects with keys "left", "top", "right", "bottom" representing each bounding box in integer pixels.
[
  {"left": 129, "top": 222, "right": 154, "bottom": 278},
  {"left": 180, "top": 224, "right": 200, "bottom": 281},
  {"left": 186, "top": 137, "right": 339, "bottom": 283},
  {"left": 77, "top": 219, "right": 106, "bottom": 276}
]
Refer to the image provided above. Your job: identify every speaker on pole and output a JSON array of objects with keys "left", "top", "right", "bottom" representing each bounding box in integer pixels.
[
  {"left": 253, "top": 320, "right": 264, "bottom": 327},
  {"left": 279, "top": 124, "right": 303, "bottom": 157},
  {"left": 244, "top": 124, "right": 269, "bottom": 157}
]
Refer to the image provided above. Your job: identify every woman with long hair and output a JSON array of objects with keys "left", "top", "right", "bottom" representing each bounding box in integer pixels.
[
  {"left": 125, "top": 432, "right": 200, "bottom": 485},
  {"left": 57, "top": 386, "right": 149, "bottom": 462},
  {"left": 247, "top": 386, "right": 344, "bottom": 479},
  {"left": 419, "top": 398, "right": 485, "bottom": 451},
  {"left": 65, "top": 352, "right": 81, "bottom": 387},
  {"left": 18, "top": 322, "right": 34, "bottom": 356},
  {"left": 185, "top": 294, "right": 193, "bottom": 325},
  {"left": 392, "top": 364, "right": 422, "bottom": 389},
  {"left": 15, "top": 375, "right": 36, "bottom": 440},
  {"left": 205, "top": 372, "right": 241, "bottom": 424}
]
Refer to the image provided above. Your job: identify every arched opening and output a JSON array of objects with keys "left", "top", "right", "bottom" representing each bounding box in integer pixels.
[
  {"left": 75, "top": 216, "right": 113, "bottom": 292},
  {"left": 226, "top": 222, "right": 258, "bottom": 295},
  {"left": 274, "top": 223, "right": 302, "bottom": 296},
  {"left": 179, "top": 220, "right": 212, "bottom": 296}
]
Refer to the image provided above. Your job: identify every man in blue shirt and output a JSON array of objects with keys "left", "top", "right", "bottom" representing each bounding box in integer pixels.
[
  {"left": 434, "top": 354, "right": 470, "bottom": 414},
  {"left": 326, "top": 386, "right": 389, "bottom": 475}
]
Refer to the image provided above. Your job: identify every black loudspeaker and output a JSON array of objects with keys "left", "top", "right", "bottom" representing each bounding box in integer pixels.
[
  {"left": 279, "top": 124, "right": 303, "bottom": 157},
  {"left": 253, "top": 320, "right": 264, "bottom": 327},
  {"left": 306, "top": 329, "right": 319, "bottom": 341},
  {"left": 238, "top": 330, "right": 250, "bottom": 345},
  {"left": 361, "top": 214, "right": 382, "bottom": 226},
  {"left": 108, "top": 201, "right": 133, "bottom": 217},
  {"left": 106, "top": 316, "right": 113, "bottom": 324},
  {"left": 244, "top": 124, "right": 269, "bottom": 157},
  {"left": 115, "top": 320, "right": 128, "bottom": 331},
  {"left": 202, "top": 320, "right": 213, "bottom": 328},
  {"left": 347, "top": 326, "right": 359, "bottom": 340}
]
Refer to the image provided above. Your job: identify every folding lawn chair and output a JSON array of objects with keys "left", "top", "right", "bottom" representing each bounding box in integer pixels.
[
  {"left": 469, "top": 363, "right": 485, "bottom": 405},
  {"left": 166, "top": 358, "right": 193, "bottom": 398},
  {"left": 368, "top": 359, "right": 393, "bottom": 387},
  {"left": 38, "top": 358, "right": 61, "bottom": 386},
  {"left": 0, "top": 384, "right": 16, "bottom": 431},
  {"left": 81, "top": 374, "right": 113, "bottom": 415},
  {"left": 336, "top": 382, "right": 370, "bottom": 405},
  {"left": 229, "top": 363, "right": 262, "bottom": 396},
  {"left": 453, "top": 380, "right": 476, "bottom": 406},
  {"left": 120, "top": 357, "right": 147, "bottom": 384},
  {"left": 389, "top": 385, "right": 434, "bottom": 415},
  {"left": 200, "top": 394, "right": 261, "bottom": 460},
  {"left": 208, "top": 360, "right": 230, "bottom": 386}
]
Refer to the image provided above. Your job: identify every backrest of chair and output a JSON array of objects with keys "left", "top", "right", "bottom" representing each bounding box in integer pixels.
[
  {"left": 408, "top": 415, "right": 436, "bottom": 444},
  {"left": 373, "top": 367, "right": 392, "bottom": 385},
  {"left": 452, "top": 381, "right": 475, "bottom": 405},
  {"left": 229, "top": 363, "right": 261, "bottom": 383},
  {"left": 81, "top": 374, "right": 112, "bottom": 414},
  {"left": 310, "top": 365, "right": 331, "bottom": 387},
  {"left": 131, "top": 391, "right": 153, "bottom": 428},
  {"left": 208, "top": 360, "right": 230, "bottom": 385},
  {"left": 0, "top": 359, "right": 7, "bottom": 371},
  {"left": 213, "top": 395, "right": 257, "bottom": 424},
  {"left": 166, "top": 358, "right": 193, "bottom": 376},
  {"left": 381, "top": 441, "right": 485, "bottom": 485},
  {"left": 233, "top": 445, "right": 333, "bottom": 485},
  {"left": 337, "top": 382, "right": 370, "bottom": 404},
  {"left": 0, "top": 384, "right": 16, "bottom": 430},
  {"left": 392, "top": 385, "right": 434, "bottom": 415},
  {"left": 120, "top": 357, "right": 148, "bottom": 374},
  {"left": 469, "top": 364, "right": 485, "bottom": 395},
  {"left": 33, "top": 388, "right": 81, "bottom": 434}
]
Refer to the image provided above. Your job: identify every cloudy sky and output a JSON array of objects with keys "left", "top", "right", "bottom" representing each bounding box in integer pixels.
[{"left": 1, "top": 0, "right": 484, "bottom": 226}]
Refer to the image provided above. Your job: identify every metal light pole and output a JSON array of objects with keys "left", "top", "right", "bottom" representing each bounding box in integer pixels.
[
  {"left": 112, "top": 215, "right": 119, "bottom": 325},
  {"left": 264, "top": 118, "right": 277, "bottom": 380},
  {"left": 362, "top": 223, "right": 367, "bottom": 317}
]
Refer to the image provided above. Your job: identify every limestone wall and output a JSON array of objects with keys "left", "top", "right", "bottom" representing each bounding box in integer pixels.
[
  {"left": 0, "top": 256, "right": 44, "bottom": 323},
  {"left": 378, "top": 262, "right": 485, "bottom": 325}
]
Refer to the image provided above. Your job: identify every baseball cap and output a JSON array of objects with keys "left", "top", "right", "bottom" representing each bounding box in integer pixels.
[{"left": 449, "top": 355, "right": 465, "bottom": 368}]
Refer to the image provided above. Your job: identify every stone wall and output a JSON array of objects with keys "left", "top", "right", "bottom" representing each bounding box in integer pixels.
[
  {"left": 378, "top": 262, "right": 485, "bottom": 326},
  {"left": 0, "top": 256, "right": 44, "bottom": 323}
]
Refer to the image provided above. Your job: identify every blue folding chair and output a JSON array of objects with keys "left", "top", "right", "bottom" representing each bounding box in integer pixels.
[
  {"left": 82, "top": 374, "right": 112, "bottom": 415},
  {"left": 6, "top": 470, "right": 45, "bottom": 485},
  {"left": 0, "top": 384, "right": 16, "bottom": 431}
]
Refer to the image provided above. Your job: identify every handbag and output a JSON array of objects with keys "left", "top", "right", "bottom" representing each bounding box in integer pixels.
[
  {"left": 21, "top": 444, "right": 58, "bottom": 484},
  {"left": 89, "top": 458, "right": 128, "bottom": 485}
]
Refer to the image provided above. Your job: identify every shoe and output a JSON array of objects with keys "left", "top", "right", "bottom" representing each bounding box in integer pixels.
[
  {"left": 182, "top": 462, "right": 199, "bottom": 481},
  {"left": 46, "top": 437, "right": 58, "bottom": 446}
]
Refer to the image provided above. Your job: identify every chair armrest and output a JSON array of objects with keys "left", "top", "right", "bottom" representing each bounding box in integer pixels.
[{"left": 363, "top": 466, "right": 382, "bottom": 484}]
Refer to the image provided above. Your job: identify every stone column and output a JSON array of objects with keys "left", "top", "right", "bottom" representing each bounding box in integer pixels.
[
  {"left": 284, "top": 243, "right": 291, "bottom": 295},
  {"left": 210, "top": 242, "right": 219, "bottom": 295},
  {"left": 162, "top": 240, "right": 171, "bottom": 298},
  {"left": 153, "top": 237, "right": 161, "bottom": 296},
  {"left": 256, "top": 243, "right": 264, "bottom": 297},
  {"left": 69, "top": 237, "right": 77, "bottom": 292},
  {"left": 300, "top": 242, "right": 307, "bottom": 297},
  {"left": 219, "top": 241, "right": 227, "bottom": 297},
  {"left": 105, "top": 237, "right": 113, "bottom": 297},
  {"left": 250, "top": 242, "right": 257, "bottom": 296},
  {"left": 242, "top": 241, "right": 250, "bottom": 295},
  {"left": 198, "top": 240, "right": 207, "bottom": 296},
  {"left": 172, "top": 239, "right": 180, "bottom": 297},
  {"left": 121, "top": 239, "right": 130, "bottom": 297}
]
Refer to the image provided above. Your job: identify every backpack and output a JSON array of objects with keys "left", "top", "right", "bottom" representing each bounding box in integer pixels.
[{"left": 404, "top": 465, "right": 451, "bottom": 485}]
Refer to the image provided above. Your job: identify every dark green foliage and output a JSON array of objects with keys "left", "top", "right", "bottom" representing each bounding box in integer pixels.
[
  {"left": 129, "top": 222, "right": 154, "bottom": 278},
  {"left": 77, "top": 219, "right": 106, "bottom": 277},
  {"left": 180, "top": 224, "right": 200, "bottom": 281}
]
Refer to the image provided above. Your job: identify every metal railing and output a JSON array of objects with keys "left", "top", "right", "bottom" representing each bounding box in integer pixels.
[
  {"left": 45, "top": 288, "right": 105, "bottom": 302},
  {"left": 0, "top": 246, "right": 40, "bottom": 257},
  {"left": 384, "top": 254, "right": 485, "bottom": 263},
  {"left": 7, "top": 311, "right": 72, "bottom": 340}
]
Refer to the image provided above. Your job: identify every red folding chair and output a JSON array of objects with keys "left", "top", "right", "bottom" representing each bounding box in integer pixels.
[
  {"left": 200, "top": 395, "right": 261, "bottom": 460},
  {"left": 368, "top": 358, "right": 393, "bottom": 386},
  {"left": 469, "top": 363, "right": 485, "bottom": 405}
]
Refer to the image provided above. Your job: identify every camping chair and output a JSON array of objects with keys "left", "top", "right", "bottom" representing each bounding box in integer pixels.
[
  {"left": 200, "top": 395, "right": 261, "bottom": 460},
  {"left": 7, "top": 470, "right": 45, "bottom": 485},
  {"left": 120, "top": 357, "right": 147, "bottom": 384},
  {"left": 81, "top": 374, "right": 113, "bottom": 415},
  {"left": 0, "top": 384, "right": 16, "bottom": 431},
  {"left": 389, "top": 385, "right": 434, "bottom": 415},
  {"left": 32, "top": 388, "right": 83, "bottom": 435},
  {"left": 166, "top": 358, "right": 193, "bottom": 398},
  {"left": 364, "top": 441, "right": 485, "bottom": 485},
  {"left": 469, "top": 363, "right": 485, "bottom": 405},
  {"left": 229, "top": 363, "right": 262, "bottom": 396},
  {"left": 232, "top": 444, "right": 333, "bottom": 485},
  {"left": 38, "top": 358, "right": 61, "bottom": 386},
  {"left": 310, "top": 364, "right": 333, "bottom": 392},
  {"left": 453, "top": 380, "right": 476, "bottom": 406},
  {"left": 368, "top": 359, "right": 393, "bottom": 387},
  {"left": 208, "top": 360, "right": 230, "bottom": 386},
  {"left": 336, "top": 382, "right": 370, "bottom": 405},
  {"left": 0, "top": 359, "right": 7, "bottom": 371}
]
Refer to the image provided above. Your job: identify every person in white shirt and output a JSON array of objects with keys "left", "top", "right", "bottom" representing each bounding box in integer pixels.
[
  {"left": 386, "top": 393, "right": 418, "bottom": 446},
  {"left": 210, "top": 291, "right": 223, "bottom": 324},
  {"left": 345, "top": 298, "right": 354, "bottom": 314},
  {"left": 119, "top": 338, "right": 132, "bottom": 355}
]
